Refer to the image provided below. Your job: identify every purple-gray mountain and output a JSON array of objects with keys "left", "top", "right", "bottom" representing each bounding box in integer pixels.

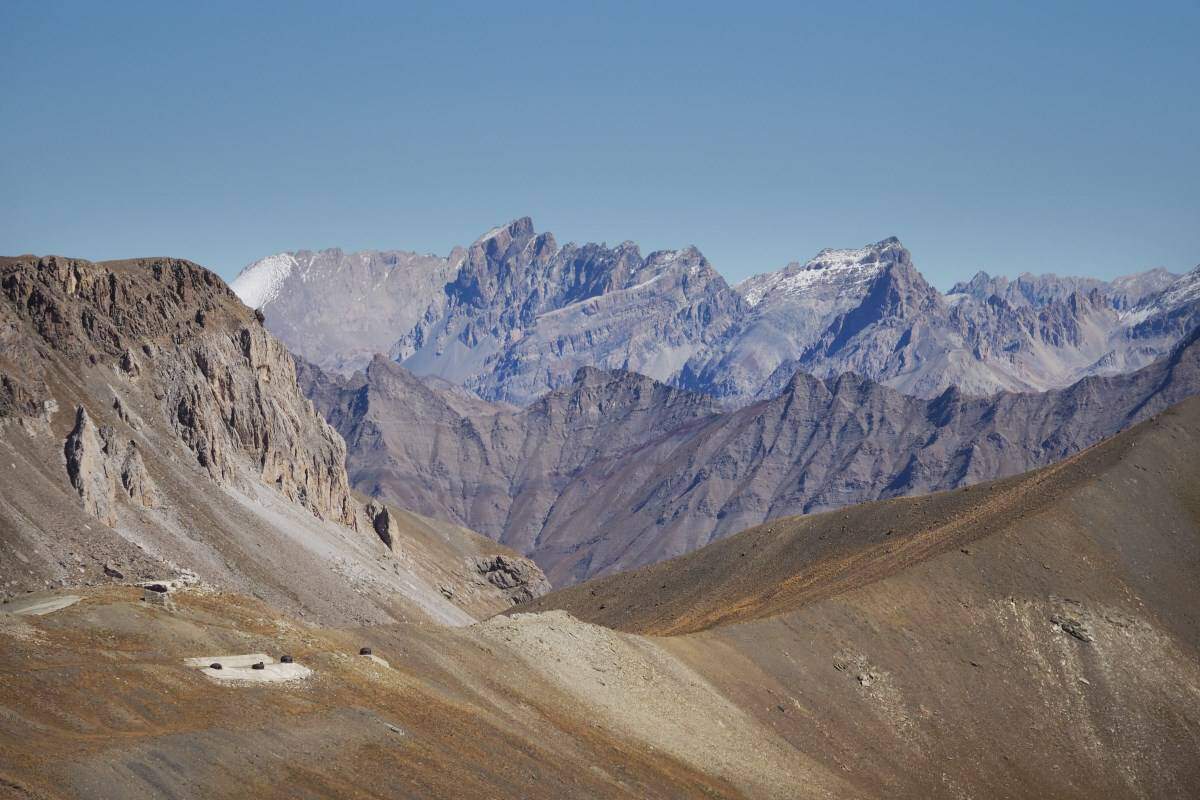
[
  {"left": 235, "top": 217, "right": 1200, "bottom": 405},
  {"left": 300, "top": 327, "right": 1200, "bottom": 585}
]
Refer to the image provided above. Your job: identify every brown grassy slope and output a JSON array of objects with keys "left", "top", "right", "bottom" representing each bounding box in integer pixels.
[
  {"left": 0, "top": 587, "right": 831, "bottom": 800},
  {"left": 512, "top": 396, "right": 1200, "bottom": 798},
  {"left": 517, "top": 395, "right": 1200, "bottom": 638}
]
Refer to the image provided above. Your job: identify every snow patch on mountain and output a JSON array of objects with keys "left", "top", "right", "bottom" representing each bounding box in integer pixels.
[
  {"left": 231, "top": 253, "right": 298, "bottom": 309},
  {"left": 738, "top": 240, "right": 896, "bottom": 307},
  {"left": 1149, "top": 267, "right": 1200, "bottom": 311}
]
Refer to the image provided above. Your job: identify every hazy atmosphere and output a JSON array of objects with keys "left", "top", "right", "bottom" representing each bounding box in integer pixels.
[{"left": 3, "top": 0, "right": 1198, "bottom": 286}]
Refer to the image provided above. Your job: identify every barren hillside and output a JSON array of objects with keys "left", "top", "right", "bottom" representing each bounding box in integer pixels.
[{"left": 2, "top": 397, "right": 1197, "bottom": 799}]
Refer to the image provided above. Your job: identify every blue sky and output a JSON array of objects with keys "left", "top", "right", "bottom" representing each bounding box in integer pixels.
[{"left": 2, "top": 1, "right": 1197, "bottom": 288}]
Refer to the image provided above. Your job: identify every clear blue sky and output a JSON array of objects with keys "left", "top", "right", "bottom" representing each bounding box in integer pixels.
[{"left": 2, "top": 1, "right": 1197, "bottom": 288}]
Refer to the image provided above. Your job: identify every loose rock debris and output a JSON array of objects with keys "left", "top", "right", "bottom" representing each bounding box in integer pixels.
[{"left": 1050, "top": 614, "right": 1094, "bottom": 643}]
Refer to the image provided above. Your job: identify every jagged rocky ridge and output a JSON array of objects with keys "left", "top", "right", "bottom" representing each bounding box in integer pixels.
[
  {"left": 302, "top": 326, "right": 1200, "bottom": 585},
  {"left": 237, "top": 218, "right": 1200, "bottom": 404},
  {"left": 0, "top": 255, "right": 547, "bottom": 620}
]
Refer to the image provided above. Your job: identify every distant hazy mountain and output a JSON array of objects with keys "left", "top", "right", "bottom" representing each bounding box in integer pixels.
[
  {"left": 234, "top": 218, "right": 1198, "bottom": 404},
  {"left": 231, "top": 247, "right": 461, "bottom": 375},
  {"left": 301, "top": 326, "right": 1200, "bottom": 585}
]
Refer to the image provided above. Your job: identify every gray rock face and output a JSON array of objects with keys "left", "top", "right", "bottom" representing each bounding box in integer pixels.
[
  {"left": 474, "top": 554, "right": 552, "bottom": 605},
  {"left": 726, "top": 245, "right": 1196, "bottom": 402},
  {"left": 238, "top": 220, "right": 1199, "bottom": 406},
  {"left": 711, "top": 237, "right": 949, "bottom": 400},
  {"left": 302, "top": 327, "right": 1200, "bottom": 585},
  {"left": 948, "top": 267, "right": 1179, "bottom": 310},
  {"left": 64, "top": 405, "right": 156, "bottom": 526},
  {"left": 240, "top": 218, "right": 744, "bottom": 405},
  {"left": 2, "top": 255, "right": 354, "bottom": 526},
  {"left": 395, "top": 218, "right": 745, "bottom": 404}
]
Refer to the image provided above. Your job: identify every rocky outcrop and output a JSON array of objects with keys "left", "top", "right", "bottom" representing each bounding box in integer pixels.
[
  {"left": 64, "top": 405, "right": 156, "bottom": 526},
  {"left": 0, "top": 253, "right": 563, "bottom": 628},
  {"left": 158, "top": 318, "right": 356, "bottom": 525},
  {"left": 1, "top": 255, "right": 355, "bottom": 527},
  {"left": 242, "top": 218, "right": 745, "bottom": 405},
  {"left": 948, "top": 267, "right": 1179, "bottom": 310},
  {"left": 474, "top": 554, "right": 552, "bottom": 605},
  {"left": 363, "top": 499, "right": 396, "bottom": 549},
  {"left": 0, "top": 253, "right": 552, "bottom": 624},
  {"left": 304, "top": 327, "right": 1200, "bottom": 585},
  {"left": 394, "top": 218, "right": 745, "bottom": 404}
]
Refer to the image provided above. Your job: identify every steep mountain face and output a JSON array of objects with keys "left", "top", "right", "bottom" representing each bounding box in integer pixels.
[
  {"left": 6, "top": 396, "right": 1198, "bottom": 799},
  {"left": 0, "top": 255, "right": 546, "bottom": 622},
  {"left": 691, "top": 237, "right": 946, "bottom": 399},
  {"left": 1123, "top": 266, "right": 1200, "bottom": 343},
  {"left": 303, "top": 327, "right": 1200, "bottom": 585},
  {"left": 393, "top": 217, "right": 745, "bottom": 403},
  {"left": 238, "top": 219, "right": 1198, "bottom": 405},
  {"left": 732, "top": 245, "right": 1193, "bottom": 401},
  {"left": 301, "top": 355, "right": 720, "bottom": 559}
]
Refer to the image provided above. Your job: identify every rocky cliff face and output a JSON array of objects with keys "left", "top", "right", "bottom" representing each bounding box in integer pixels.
[
  {"left": 304, "top": 328, "right": 1200, "bottom": 585},
  {"left": 727, "top": 243, "right": 1193, "bottom": 402},
  {"left": 239, "top": 220, "right": 1199, "bottom": 405},
  {"left": 64, "top": 405, "right": 157, "bottom": 527},
  {"left": 394, "top": 218, "right": 745, "bottom": 404},
  {"left": 1, "top": 255, "right": 355, "bottom": 525},
  {"left": 0, "top": 255, "right": 547, "bottom": 621}
]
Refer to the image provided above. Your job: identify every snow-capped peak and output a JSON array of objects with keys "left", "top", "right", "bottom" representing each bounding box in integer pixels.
[
  {"left": 231, "top": 253, "right": 297, "bottom": 309},
  {"left": 1131, "top": 265, "right": 1200, "bottom": 316},
  {"left": 739, "top": 238, "right": 902, "bottom": 307},
  {"left": 473, "top": 217, "right": 536, "bottom": 246}
]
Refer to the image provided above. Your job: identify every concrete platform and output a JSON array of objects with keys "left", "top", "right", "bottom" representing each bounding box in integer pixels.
[
  {"left": 184, "top": 654, "right": 311, "bottom": 684},
  {"left": 1, "top": 595, "right": 81, "bottom": 616}
]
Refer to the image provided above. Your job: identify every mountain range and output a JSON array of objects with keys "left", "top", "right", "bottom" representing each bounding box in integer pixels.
[
  {"left": 2, "top": 251, "right": 1198, "bottom": 798},
  {"left": 300, "top": 325, "right": 1200, "bottom": 585},
  {"left": 235, "top": 217, "right": 1200, "bottom": 405}
]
